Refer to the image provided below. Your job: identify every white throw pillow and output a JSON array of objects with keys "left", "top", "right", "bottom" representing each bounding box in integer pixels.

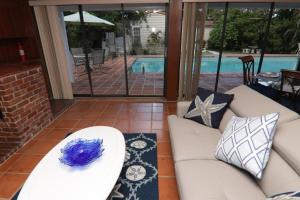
[{"left": 215, "top": 113, "right": 279, "bottom": 179}]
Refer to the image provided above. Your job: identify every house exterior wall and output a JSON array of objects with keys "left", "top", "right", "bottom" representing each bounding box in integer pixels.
[
  {"left": 204, "top": 26, "right": 213, "bottom": 42},
  {"left": 132, "top": 13, "right": 166, "bottom": 49}
]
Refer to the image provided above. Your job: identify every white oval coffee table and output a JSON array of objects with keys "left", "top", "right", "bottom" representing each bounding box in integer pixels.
[{"left": 18, "top": 126, "right": 125, "bottom": 200}]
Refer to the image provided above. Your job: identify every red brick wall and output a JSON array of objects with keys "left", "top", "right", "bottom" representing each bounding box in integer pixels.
[{"left": 0, "top": 66, "right": 52, "bottom": 163}]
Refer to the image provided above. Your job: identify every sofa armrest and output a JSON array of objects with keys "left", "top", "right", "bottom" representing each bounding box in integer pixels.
[{"left": 177, "top": 101, "right": 191, "bottom": 118}]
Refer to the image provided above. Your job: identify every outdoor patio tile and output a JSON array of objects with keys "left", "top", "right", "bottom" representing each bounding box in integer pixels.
[
  {"left": 7, "top": 155, "right": 43, "bottom": 173},
  {"left": 158, "top": 178, "right": 180, "bottom": 200}
]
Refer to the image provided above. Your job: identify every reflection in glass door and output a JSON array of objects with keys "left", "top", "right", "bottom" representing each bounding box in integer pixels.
[{"left": 62, "top": 4, "right": 166, "bottom": 97}]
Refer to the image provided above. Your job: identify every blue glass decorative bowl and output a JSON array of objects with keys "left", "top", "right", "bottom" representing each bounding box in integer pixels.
[{"left": 59, "top": 138, "right": 104, "bottom": 167}]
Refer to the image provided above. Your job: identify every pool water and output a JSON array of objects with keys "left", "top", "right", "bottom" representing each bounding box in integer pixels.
[
  {"left": 131, "top": 57, "right": 298, "bottom": 73},
  {"left": 131, "top": 58, "right": 165, "bottom": 73}
]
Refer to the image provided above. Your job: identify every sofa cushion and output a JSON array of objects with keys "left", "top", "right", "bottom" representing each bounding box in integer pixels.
[
  {"left": 273, "top": 119, "right": 300, "bottom": 175},
  {"left": 184, "top": 88, "right": 234, "bottom": 128},
  {"left": 226, "top": 85, "right": 299, "bottom": 125},
  {"left": 168, "top": 115, "right": 221, "bottom": 162},
  {"left": 215, "top": 113, "right": 279, "bottom": 179},
  {"left": 175, "top": 160, "right": 266, "bottom": 200},
  {"left": 257, "top": 150, "right": 300, "bottom": 197},
  {"left": 177, "top": 101, "right": 192, "bottom": 118},
  {"left": 219, "top": 108, "right": 236, "bottom": 133}
]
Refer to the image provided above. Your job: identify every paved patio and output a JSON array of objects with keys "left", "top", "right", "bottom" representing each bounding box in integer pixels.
[
  {"left": 199, "top": 73, "right": 243, "bottom": 93},
  {"left": 71, "top": 55, "right": 245, "bottom": 96},
  {"left": 71, "top": 56, "right": 164, "bottom": 96}
]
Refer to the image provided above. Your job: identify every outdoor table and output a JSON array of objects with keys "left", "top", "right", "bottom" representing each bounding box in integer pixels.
[
  {"left": 248, "top": 46, "right": 259, "bottom": 54},
  {"left": 17, "top": 126, "right": 125, "bottom": 200},
  {"left": 256, "top": 72, "right": 281, "bottom": 89}
]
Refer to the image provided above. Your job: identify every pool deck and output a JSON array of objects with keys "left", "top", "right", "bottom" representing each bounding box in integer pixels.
[
  {"left": 71, "top": 53, "right": 295, "bottom": 96},
  {"left": 71, "top": 55, "right": 164, "bottom": 96}
]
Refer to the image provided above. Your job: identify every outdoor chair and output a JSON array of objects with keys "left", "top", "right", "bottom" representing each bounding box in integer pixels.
[
  {"left": 238, "top": 55, "right": 255, "bottom": 85},
  {"left": 71, "top": 48, "right": 84, "bottom": 55},
  {"left": 91, "top": 49, "right": 108, "bottom": 73},
  {"left": 279, "top": 69, "right": 300, "bottom": 112},
  {"left": 71, "top": 48, "right": 85, "bottom": 66}
]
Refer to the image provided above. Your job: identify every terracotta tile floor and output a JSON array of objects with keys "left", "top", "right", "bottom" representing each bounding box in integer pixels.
[{"left": 0, "top": 100, "right": 179, "bottom": 200}]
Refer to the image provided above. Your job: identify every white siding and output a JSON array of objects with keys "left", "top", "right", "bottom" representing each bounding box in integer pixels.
[
  {"left": 204, "top": 27, "right": 212, "bottom": 42},
  {"left": 132, "top": 13, "right": 166, "bottom": 48}
]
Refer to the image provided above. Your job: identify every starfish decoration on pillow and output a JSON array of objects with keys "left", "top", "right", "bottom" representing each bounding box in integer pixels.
[{"left": 185, "top": 94, "right": 227, "bottom": 127}]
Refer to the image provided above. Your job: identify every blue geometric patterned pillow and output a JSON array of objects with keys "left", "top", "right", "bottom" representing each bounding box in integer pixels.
[
  {"left": 215, "top": 113, "right": 279, "bottom": 179},
  {"left": 266, "top": 191, "right": 300, "bottom": 199}
]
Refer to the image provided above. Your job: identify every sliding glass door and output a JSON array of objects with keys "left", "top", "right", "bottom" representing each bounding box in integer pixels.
[
  {"left": 189, "top": 2, "right": 295, "bottom": 93},
  {"left": 123, "top": 4, "right": 166, "bottom": 96},
  {"left": 62, "top": 3, "right": 167, "bottom": 97}
]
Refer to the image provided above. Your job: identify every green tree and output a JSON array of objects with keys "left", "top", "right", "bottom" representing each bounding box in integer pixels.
[{"left": 207, "top": 8, "right": 300, "bottom": 54}]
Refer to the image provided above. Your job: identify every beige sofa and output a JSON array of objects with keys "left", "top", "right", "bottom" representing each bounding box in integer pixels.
[{"left": 168, "top": 85, "right": 300, "bottom": 200}]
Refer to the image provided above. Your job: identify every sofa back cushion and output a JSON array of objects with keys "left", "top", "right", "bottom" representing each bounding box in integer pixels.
[
  {"left": 225, "top": 85, "right": 299, "bottom": 125},
  {"left": 273, "top": 119, "right": 300, "bottom": 175},
  {"left": 177, "top": 101, "right": 192, "bottom": 118},
  {"left": 219, "top": 108, "right": 236, "bottom": 132},
  {"left": 257, "top": 150, "right": 300, "bottom": 197}
]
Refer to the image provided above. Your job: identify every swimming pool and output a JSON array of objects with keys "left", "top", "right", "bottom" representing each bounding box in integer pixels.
[{"left": 130, "top": 57, "right": 298, "bottom": 73}]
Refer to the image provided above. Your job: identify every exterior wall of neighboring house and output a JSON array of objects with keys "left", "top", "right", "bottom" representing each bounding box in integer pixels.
[
  {"left": 204, "top": 26, "right": 213, "bottom": 42},
  {"left": 131, "top": 12, "right": 166, "bottom": 49},
  {"left": 204, "top": 21, "right": 214, "bottom": 45}
]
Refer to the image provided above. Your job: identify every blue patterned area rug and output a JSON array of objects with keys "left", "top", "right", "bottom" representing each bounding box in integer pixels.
[{"left": 11, "top": 133, "right": 158, "bottom": 200}]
